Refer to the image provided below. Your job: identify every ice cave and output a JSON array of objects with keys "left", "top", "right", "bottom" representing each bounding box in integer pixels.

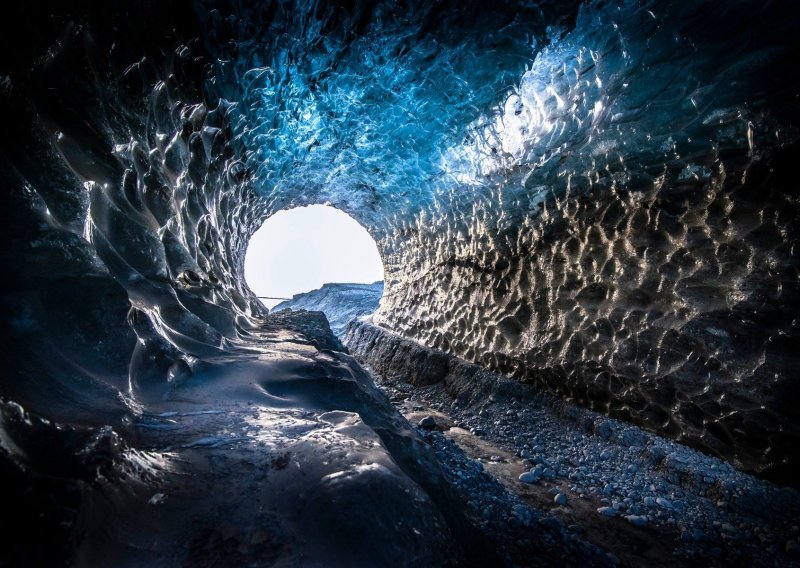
[{"left": 1, "top": 0, "right": 799, "bottom": 566}]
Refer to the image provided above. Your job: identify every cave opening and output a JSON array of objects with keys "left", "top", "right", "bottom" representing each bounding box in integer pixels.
[{"left": 244, "top": 204, "right": 384, "bottom": 310}]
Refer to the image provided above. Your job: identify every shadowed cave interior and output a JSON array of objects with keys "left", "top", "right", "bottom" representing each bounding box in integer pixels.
[{"left": 1, "top": 0, "right": 800, "bottom": 566}]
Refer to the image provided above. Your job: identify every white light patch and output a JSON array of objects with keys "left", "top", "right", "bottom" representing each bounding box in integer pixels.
[{"left": 244, "top": 205, "right": 384, "bottom": 309}]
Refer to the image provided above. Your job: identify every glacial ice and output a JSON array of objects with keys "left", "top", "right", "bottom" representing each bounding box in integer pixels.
[{"left": 1, "top": 0, "right": 800, "bottom": 564}]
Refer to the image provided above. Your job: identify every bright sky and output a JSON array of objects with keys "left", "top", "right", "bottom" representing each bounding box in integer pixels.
[{"left": 244, "top": 204, "right": 384, "bottom": 309}]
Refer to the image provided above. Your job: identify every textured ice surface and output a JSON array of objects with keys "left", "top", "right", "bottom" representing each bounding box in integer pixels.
[
  {"left": 2, "top": 6, "right": 800, "bottom": 564},
  {"left": 210, "top": 0, "right": 799, "bottom": 478},
  {"left": 1, "top": 341, "right": 492, "bottom": 566}
]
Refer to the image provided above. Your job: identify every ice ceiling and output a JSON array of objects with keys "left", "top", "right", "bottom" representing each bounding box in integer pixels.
[{"left": 2, "top": 0, "right": 800, "bottom": 494}]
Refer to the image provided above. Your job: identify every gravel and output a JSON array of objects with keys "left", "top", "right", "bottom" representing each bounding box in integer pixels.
[
  {"left": 420, "top": 429, "right": 612, "bottom": 566},
  {"left": 364, "top": 361, "right": 800, "bottom": 566}
]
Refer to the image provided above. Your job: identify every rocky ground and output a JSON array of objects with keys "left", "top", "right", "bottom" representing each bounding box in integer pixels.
[{"left": 348, "top": 322, "right": 800, "bottom": 567}]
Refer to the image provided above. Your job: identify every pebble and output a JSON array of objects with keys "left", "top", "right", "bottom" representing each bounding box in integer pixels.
[
  {"left": 148, "top": 493, "right": 166, "bottom": 505},
  {"left": 419, "top": 416, "right": 437, "bottom": 429},
  {"left": 596, "top": 421, "right": 614, "bottom": 440},
  {"left": 540, "top": 515, "right": 565, "bottom": 530},
  {"left": 597, "top": 507, "right": 617, "bottom": 517},
  {"left": 656, "top": 497, "right": 672, "bottom": 509},
  {"left": 625, "top": 515, "right": 648, "bottom": 527},
  {"left": 519, "top": 471, "right": 540, "bottom": 484},
  {"left": 554, "top": 493, "right": 568, "bottom": 506}
]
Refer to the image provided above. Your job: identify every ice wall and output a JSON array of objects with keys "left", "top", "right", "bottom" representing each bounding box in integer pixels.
[
  {"left": 209, "top": 0, "right": 800, "bottom": 479},
  {"left": 371, "top": 0, "right": 800, "bottom": 480}
]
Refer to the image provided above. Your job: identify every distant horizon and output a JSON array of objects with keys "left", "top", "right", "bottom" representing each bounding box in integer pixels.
[
  {"left": 245, "top": 205, "right": 384, "bottom": 310},
  {"left": 259, "top": 280, "right": 384, "bottom": 301}
]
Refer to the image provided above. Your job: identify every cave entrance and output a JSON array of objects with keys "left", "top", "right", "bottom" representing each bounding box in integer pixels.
[{"left": 244, "top": 204, "right": 384, "bottom": 311}]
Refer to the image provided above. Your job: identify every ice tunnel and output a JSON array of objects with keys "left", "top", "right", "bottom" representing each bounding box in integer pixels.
[{"left": 2, "top": 0, "right": 800, "bottom": 565}]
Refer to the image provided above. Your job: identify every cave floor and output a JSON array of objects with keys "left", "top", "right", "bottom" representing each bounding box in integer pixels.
[
  {"left": 361, "top": 366, "right": 800, "bottom": 567},
  {"left": 5, "top": 326, "right": 798, "bottom": 566}
]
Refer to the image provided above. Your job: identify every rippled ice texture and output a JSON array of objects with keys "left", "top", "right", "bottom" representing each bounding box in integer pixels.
[{"left": 210, "top": 0, "right": 800, "bottom": 479}]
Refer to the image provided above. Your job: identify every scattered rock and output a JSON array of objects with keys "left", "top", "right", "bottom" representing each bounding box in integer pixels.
[
  {"left": 620, "top": 427, "right": 646, "bottom": 447},
  {"left": 360, "top": 339, "right": 800, "bottom": 567},
  {"left": 625, "top": 515, "right": 648, "bottom": 527},
  {"left": 645, "top": 446, "right": 667, "bottom": 465},
  {"left": 595, "top": 420, "right": 615, "bottom": 440},
  {"left": 148, "top": 493, "right": 166, "bottom": 505},
  {"left": 554, "top": 493, "right": 568, "bottom": 506},
  {"left": 656, "top": 497, "right": 673, "bottom": 509},
  {"left": 419, "top": 416, "right": 437, "bottom": 429}
]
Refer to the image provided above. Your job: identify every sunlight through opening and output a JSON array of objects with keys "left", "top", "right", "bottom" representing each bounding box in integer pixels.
[{"left": 245, "top": 205, "right": 384, "bottom": 309}]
